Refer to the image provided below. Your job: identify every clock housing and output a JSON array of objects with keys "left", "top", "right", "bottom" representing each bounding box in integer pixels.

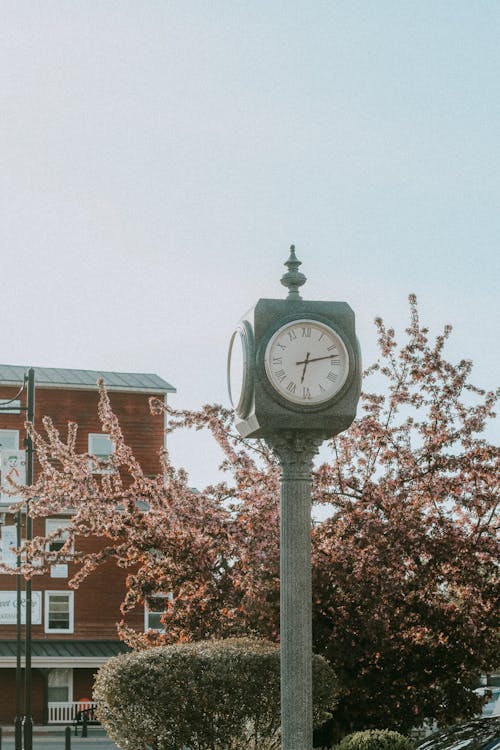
[{"left": 232, "top": 297, "right": 361, "bottom": 438}]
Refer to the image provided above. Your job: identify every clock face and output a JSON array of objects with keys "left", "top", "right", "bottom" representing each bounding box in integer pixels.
[
  {"left": 264, "top": 319, "right": 350, "bottom": 405},
  {"left": 227, "top": 321, "right": 254, "bottom": 417},
  {"left": 228, "top": 329, "right": 245, "bottom": 409}
]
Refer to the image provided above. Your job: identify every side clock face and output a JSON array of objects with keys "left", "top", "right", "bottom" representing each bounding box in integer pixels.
[
  {"left": 227, "top": 320, "right": 254, "bottom": 417},
  {"left": 264, "top": 319, "right": 350, "bottom": 405}
]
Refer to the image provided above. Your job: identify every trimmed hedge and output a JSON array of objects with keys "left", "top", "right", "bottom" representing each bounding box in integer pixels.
[
  {"left": 336, "top": 730, "right": 415, "bottom": 750},
  {"left": 94, "top": 637, "right": 337, "bottom": 750}
]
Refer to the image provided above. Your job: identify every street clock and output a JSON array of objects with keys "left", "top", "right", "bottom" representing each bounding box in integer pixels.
[{"left": 227, "top": 246, "right": 361, "bottom": 438}]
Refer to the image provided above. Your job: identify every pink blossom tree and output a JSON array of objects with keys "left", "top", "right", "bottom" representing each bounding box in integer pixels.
[{"left": 12, "top": 296, "right": 499, "bottom": 732}]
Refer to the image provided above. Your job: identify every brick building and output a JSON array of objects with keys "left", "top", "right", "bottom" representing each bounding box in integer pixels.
[{"left": 0, "top": 365, "right": 175, "bottom": 724}]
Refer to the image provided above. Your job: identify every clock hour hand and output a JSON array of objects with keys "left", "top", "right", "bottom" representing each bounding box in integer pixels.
[
  {"left": 296, "top": 354, "right": 340, "bottom": 365},
  {"left": 300, "top": 352, "right": 311, "bottom": 383}
]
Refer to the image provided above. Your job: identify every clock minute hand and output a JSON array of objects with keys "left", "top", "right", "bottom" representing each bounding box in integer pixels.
[{"left": 296, "top": 354, "right": 340, "bottom": 365}]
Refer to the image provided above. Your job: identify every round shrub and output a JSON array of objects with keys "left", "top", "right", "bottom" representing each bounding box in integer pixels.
[
  {"left": 94, "top": 637, "right": 337, "bottom": 750},
  {"left": 337, "top": 729, "right": 415, "bottom": 750}
]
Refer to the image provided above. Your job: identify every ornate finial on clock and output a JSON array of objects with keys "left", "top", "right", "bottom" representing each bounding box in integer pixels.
[{"left": 280, "top": 244, "right": 307, "bottom": 300}]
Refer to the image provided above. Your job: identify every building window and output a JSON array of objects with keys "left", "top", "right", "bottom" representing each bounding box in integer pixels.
[
  {"left": 45, "top": 519, "right": 72, "bottom": 577},
  {"left": 0, "top": 400, "right": 21, "bottom": 415},
  {"left": 48, "top": 668, "right": 73, "bottom": 703},
  {"left": 0, "top": 430, "right": 19, "bottom": 451},
  {"left": 144, "top": 592, "right": 172, "bottom": 632},
  {"left": 88, "top": 434, "right": 114, "bottom": 474},
  {"left": 45, "top": 519, "right": 72, "bottom": 553},
  {"left": 45, "top": 591, "right": 74, "bottom": 633}
]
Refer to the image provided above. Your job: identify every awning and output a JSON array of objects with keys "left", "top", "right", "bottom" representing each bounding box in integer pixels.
[{"left": 0, "top": 640, "right": 131, "bottom": 668}]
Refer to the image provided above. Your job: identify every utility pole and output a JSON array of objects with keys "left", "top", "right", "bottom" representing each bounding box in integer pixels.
[
  {"left": 0, "top": 373, "right": 33, "bottom": 750},
  {"left": 15, "top": 501, "right": 22, "bottom": 750},
  {"left": 23, "top": 367, "right": 35, "bottom": 750},
  {"left": 0, "top": 368, "right": 36, "bottom": 750}
]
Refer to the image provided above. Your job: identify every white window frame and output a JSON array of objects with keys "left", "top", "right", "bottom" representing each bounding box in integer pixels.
[
  {"left": 44, "top": 591, "right": 74, "bottom": 634},
  {"left": 88, "top": 433, "right": 114, "bottom": 474},
  {"left": 144, "top": 592, "right": 173, "bottom": 633},
  {"left": 47, "top": 668, "right": 73, "bottom": 703}
]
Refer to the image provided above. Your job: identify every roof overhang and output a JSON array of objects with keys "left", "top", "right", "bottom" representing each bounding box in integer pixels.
[{"left": 0, "top": 640, "right": 130, "bottom": 669}]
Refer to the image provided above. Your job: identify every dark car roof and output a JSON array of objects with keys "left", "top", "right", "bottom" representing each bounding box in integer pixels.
[{"left": 417, "top": 718, "right": 500, "bottom": 750}]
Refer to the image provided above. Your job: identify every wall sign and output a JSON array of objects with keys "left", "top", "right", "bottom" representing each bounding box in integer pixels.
[
  {"left": 1, "top": 449, "right": 26, "bottom": 504},
  {"left": 50, "top": 565, "right": 68, "bottom": 578},
  {"left": 0, "top": 591, "right": 42, "bottom": 624}
]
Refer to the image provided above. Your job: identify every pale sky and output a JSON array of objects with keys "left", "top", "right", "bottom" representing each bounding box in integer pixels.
[{"left": 1, "top": 2, "right": 498, "bottom": 487}]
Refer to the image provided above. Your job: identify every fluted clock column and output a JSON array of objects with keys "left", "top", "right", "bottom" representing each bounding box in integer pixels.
[{"left": 265, "top": 431, "right": 323, "bottom": 750}]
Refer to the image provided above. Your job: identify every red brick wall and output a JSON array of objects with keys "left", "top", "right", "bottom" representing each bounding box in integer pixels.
[
  {"left": 0, "top": 551, "right": 144, "bottom": 639},
  {"left": 0, "top": 384, "right": 166, "bottom": 477},
  {"left": 0, "top": 669, "right": 45, "bottom": 723},
  {"left": 0, "top": 383, "right": 165, "bottom": 638}
]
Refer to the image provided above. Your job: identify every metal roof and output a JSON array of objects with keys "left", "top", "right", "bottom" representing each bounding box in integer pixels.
[
  {"left": 0, "top": 365, "right": 176, "bottom": 394},
  {"left": 0, "top": 640, "right": 130, "bottom": 658},
  {"left": 0, "top": 640, "right": 131, "bottom": 667}
]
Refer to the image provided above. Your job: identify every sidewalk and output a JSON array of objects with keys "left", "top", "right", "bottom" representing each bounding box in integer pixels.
[{"left": 0, "top": 726, "right": 121, "bottom": 749}]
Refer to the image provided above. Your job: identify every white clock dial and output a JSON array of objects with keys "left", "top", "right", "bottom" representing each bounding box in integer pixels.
[
  {"left": 227, "top": 321, "right": 254, "bottom": 417},
  {"left": 228, "top": 329, "right": 245, "bottom": 409},
  {"left": 264, "top": 319, "right": 350, "bottom": 405}
]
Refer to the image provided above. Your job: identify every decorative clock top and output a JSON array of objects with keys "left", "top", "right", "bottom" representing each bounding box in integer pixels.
[{"left": 280, "top": 245, "right": 306, "bottom": 300}]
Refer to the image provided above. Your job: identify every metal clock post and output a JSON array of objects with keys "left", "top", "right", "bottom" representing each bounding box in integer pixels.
[{"left": 228, "top": 248, "right": 361, "bottom": 750}]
